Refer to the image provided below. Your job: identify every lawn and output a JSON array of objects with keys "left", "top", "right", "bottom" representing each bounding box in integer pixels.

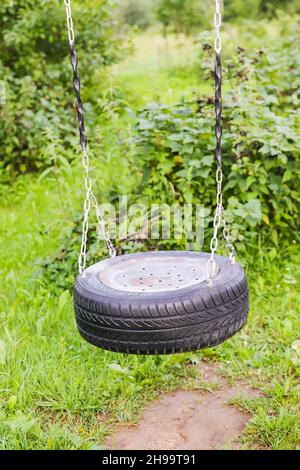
[{"left": 0, "top": 31, "right": 300, "bottom": 450}]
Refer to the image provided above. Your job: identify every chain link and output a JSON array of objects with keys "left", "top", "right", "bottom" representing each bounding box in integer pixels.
[
  {"left": 64, "top": 0, "right": 116, "bottom": 275},
  {"left": 214, "top": 0, "right": 222, "bottom": 53},
  {"left": 207, "top": 0, "right": 236, "bottom": 284},
  {"left": 90, "top": 191, "right": 117, "bottom": 259},
  {"left": 78, "top": 149, "right": 91, "bottom": 274},
  {"left": 64, "top": 0, "right": 75, "bottom": 44},
  {"left": 222, "top": 214, "right": 236, "bottom": 263}
]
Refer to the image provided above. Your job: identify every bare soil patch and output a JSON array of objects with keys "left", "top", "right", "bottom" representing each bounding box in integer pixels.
[{"left": 106, "top": 363, "right": 260, "bottom": 450}]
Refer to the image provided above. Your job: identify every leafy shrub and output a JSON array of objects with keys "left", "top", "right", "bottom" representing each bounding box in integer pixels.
[
  {"left": 0, "top": 0, "right": 127, "bottom": 177},
  {"left": 125, "top": 33, "right": 300, "bottom": 251}
]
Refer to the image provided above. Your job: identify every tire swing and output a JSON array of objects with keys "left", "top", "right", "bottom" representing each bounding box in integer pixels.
[{"left": 63, "top": 0, "right": 249, "bottom": 355}]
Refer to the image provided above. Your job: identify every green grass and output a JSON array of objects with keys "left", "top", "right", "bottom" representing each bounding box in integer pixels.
[{"left": 1, "top": 30, "right": 300, "bottom": 450}]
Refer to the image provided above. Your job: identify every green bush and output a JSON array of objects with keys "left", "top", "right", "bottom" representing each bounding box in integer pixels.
[
  {"left": 155, "top": 0, "right": 300, "bottom": 34},
  {"left": 126, "top": 32, "right": 300, "bottom": 251},
  {"left": 0, "top": 0, "right": 126, "bottom": 177}
]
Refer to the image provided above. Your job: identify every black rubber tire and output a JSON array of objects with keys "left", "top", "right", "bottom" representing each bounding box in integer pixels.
[{"left": 73, "top": 252, "right": 249, "bottom": 355}]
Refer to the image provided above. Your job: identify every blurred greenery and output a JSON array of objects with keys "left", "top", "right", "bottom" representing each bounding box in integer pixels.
[
  {"left": 155, "top": 0, "right": 300, "bottom": 34},
  {"left": 115, "top": 0, "right": 155, "bottom": 30}
]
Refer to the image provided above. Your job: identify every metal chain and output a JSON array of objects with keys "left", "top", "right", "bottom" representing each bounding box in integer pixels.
[
  {"left": 222, "top": 217, "right": 236, "bottom": 261},
  {"left": 63, "top": 0, "right": 116, "bottom": 275},
  {"left": 90, "top": 191, "right": 116, "bottom": 259},
  {"left": 207, "top": 1, "right": 236, "bottom": 284},
  {"left": 64, "top": 0, "right": 75, "bottom": 44},
  {"left": 214, "top": 0, "right": 222, "bottom": 54},
  {"left": 79, "top": 149, "right": 92, "bottom": 274}
]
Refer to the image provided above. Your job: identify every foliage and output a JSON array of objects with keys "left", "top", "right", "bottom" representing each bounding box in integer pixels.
[
  {"left": 227, "top": 0, "right": 300, "bottom": 18},
  {"left": 115, "top": 0, "right": 155, "bottom": 30},
  {"left": 155, "top": 0, "right": 300, "bottom": 34},
  {"left": 123, "top": 33, "right": 300, "bottom": 252},
  {"left": 0, "top": 0, "right": 126, "bottom": 177},
  {"left": 156, "top": 0, "right": 208, "bottom": 35}
]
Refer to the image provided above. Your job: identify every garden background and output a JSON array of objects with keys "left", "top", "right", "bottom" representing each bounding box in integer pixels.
[{"left": 0, "top": 0, "right": 300, "bottom": 450}]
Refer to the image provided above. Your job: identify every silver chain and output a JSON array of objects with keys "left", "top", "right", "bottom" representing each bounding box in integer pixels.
[
  {"left": 90, "top": 190, "right": 116, "bottom": 259},
  {"left": 214, "top": 0, "right": 222, "bottom": 53},
  {"left": 207, "top": 1, "right": 236, "bottom": 284},
  {"left": 64, "top": 0, "right": 116, "bottom": 275},
  {"left": 64, "top": 0, "right": 75, "bottom": 44}
]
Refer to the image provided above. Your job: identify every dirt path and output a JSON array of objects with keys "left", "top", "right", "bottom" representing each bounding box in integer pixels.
[{"left": 106, "top": 363, "right": 260, "bottom": 450}]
